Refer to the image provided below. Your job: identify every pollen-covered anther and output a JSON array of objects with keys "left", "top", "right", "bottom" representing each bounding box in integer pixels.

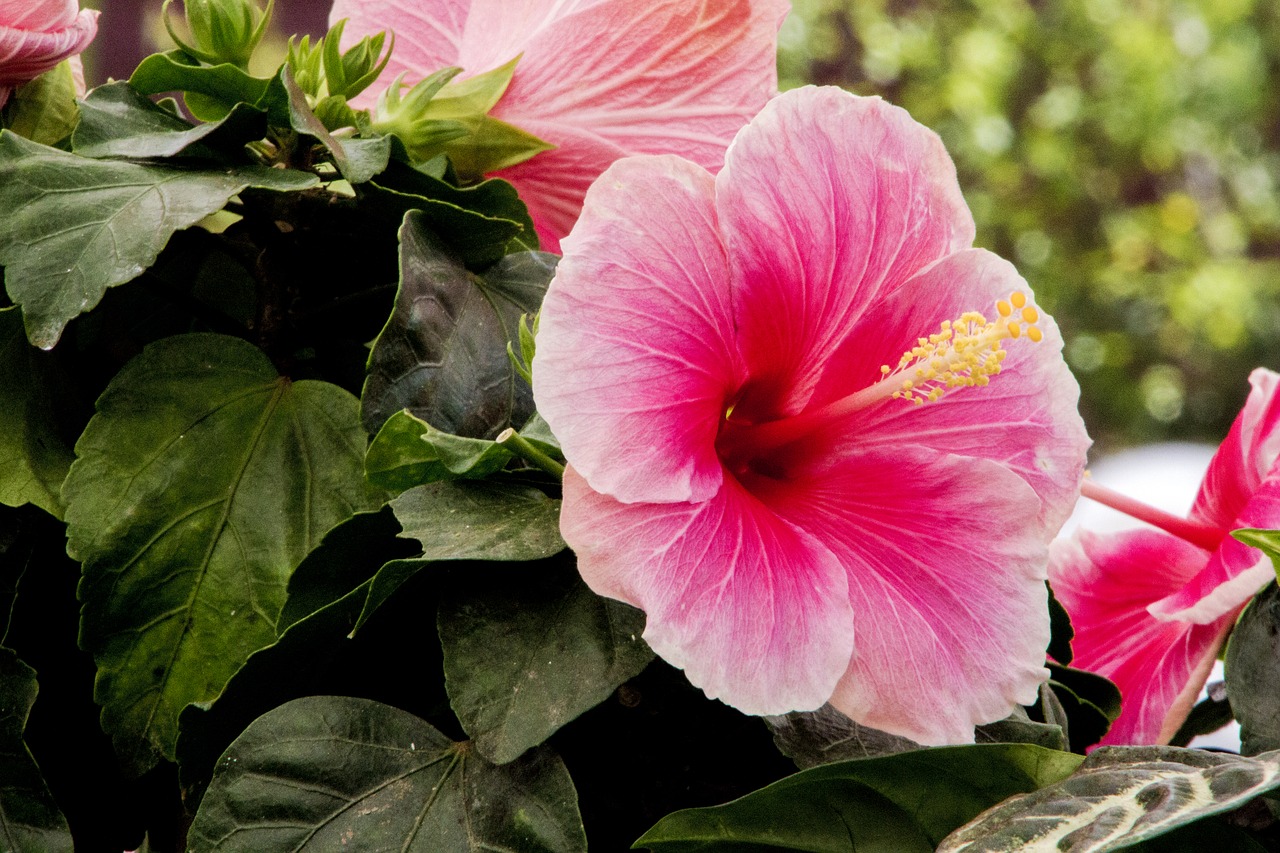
[{"left": 887, "top": 291, "right": 1043, "bottom": 405}]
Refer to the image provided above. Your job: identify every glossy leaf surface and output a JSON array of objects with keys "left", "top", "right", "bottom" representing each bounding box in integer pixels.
[
  {"left": 0, "top": 133, "right": 317, "bottom": 347},
  {"left": 188, "top": 695, "right": 587, "bottom": 851},
  {"left": 67, "top": 334, "right": 377, "bottom": 775}
]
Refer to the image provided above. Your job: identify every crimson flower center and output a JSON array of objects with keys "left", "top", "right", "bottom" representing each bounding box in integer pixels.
[{"left": 716, "top": 291, "right": 1044, "bottom": 483}]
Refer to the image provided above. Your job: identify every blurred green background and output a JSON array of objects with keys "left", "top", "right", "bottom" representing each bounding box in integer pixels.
[
  {"left": 780, "top": 0, "right": 1280, "bottom": 453},
  {"left": 81, "top": 0, "right": 1280, "bottom": 452}
]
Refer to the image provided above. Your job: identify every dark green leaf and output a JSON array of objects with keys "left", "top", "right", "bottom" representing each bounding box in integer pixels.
[
  {"left": 128, "top": 51, "right": 271, "bottom": 122},
  {"left": 636, "top": 744, "right": 1083, "bottom": 852},
  {"left": 440, "top": 559, "right": 653, "bottom": 764},
  {"left": 937, "top": 745, "right": 1280, "bottom": 852},
  {"left": 66, "top": 333, "right": 379, "bottom": 776},
  {"left": 767, "top": 705, "right": 923, "bottom": 769},
  {"left": 0, "top": 647, "right": 73, "bottom": 852},
  {"left": 366, "top": 161, "right": 538, "bottom": 267},
  {"left": 768, "top": 705, "right": 1066, "bottom": 771},
  {"left": 365, "top": 409, "right": 562, "bottom": 492},
  {"left": 277, "top": 505, "right": 418, "bottom": 634},
  {"left": 1048, "top": 581, "right": 1074, "bottom": 666},
  {"left": 345, "top": 481, "right": 566, "bottom": 632},
  {"left": 362, "top": 213, "right": 555, "bottom": 436},
  {"left": 976, "top": 708, "right": 1068, "bottom": 753},
  {"left": 366, "top": 409, "right": 515, "bottom": 491},
  {"left": 176, "top": 579, "right": 385, "bottom": 806},
  {"left": 1045, "top": 663, "right": 1122, "bottom": 752},
  {"left": 0, "top": 308, "right": 74, "bottom": 517},
  {"left": 72, "top": 82, "right": 266, "bottom": 160},
  {"left": 278, "top": 66, "right": 390, "bottom": 184},
  {"left": 187, "top": 696, "right": 587, "bottom": 851},
  {"left": 391, "top": 481, "right": 564, "bottom": 563},
  {"left": 1225, "top": 581, "right": 1280, "bottom": 756},
  {"left": 1169, "top": 687, "right": 1234, "bottom": 748},
  {"left": 1048, "top": 664, "right": 1122, "bottom": 722},
  {"left": 0, "top": 132, "right": 318, "bottom": 347},
  {"left": 4, "top": 62, "right": 78, "bottom": 146}
]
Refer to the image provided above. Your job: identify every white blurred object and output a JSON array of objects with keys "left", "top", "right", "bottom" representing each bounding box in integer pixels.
[{"left": 1061, "top": 442, "right": 1241, "bottom": 751}]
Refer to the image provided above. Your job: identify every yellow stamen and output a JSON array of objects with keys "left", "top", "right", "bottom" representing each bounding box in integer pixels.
[{"left": 884, "top": 290, "right": 1043, "bottom": 406}]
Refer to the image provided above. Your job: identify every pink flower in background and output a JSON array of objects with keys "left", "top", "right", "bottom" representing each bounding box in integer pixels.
[
  {"left": 0, "top": 0, "right": 98, "bottom": 109},
  {"left": 1051, "top": 368, "right": 1280, "bottom": 746},
  {"left": 329, "top": 0, "right": 788, "bottom": 253},
  {"left": 533, "top": 86, "right": 1090, "bottom": 744}
]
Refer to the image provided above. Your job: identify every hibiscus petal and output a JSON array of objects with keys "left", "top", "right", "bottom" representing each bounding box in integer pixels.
[
  {"left": 560, "top": 466, "right": 855, "bottom": 714},
  {"left": 822, "top": 249, "right": 1089, "bottom": 535},
  {"left": 1148, "top": 475, "right": 1280, "bottom": 624},
  {"left": 534, "top": 155, "right": 741, "bottom": 504},
  {"left": 488, "top": 0, "right": 787, "bottom": 173},
  {"left": 1049, "top": 530, "right": 1231, "bottom": 745},
  {"left": 0, "top": 0, "right": 80, "bottom": 31},
  {"left": 330, "top": 0, "right": 468, "bottom": 106},
  {"left": 717, "top": 87, "right": 976, "bottom": 416},
  {"left": 491, "top": 119, "right": 627, "bottom": 255},
  {"left": 0, "top": 8, "right": 96, "bottom": 86},
  {"left": 1193, "top": 367, "right": 1280, "bottom": 528},
  {"left": 764, "top": 447, "right": 1052, "bottom": 745}
]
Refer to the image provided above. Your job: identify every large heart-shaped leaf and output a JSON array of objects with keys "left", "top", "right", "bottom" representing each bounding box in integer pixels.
[
  {"left": 0, "top": 647, "right": 72, "bottom": 852},
  {"left": 66, "top": 333, "right": 379, "bottom": 776},
  {"left": 72, "top": 82, "right": 266, "bottom": 161},
  {"left": 937, "top": 745, "right": 1280, "bottom": 852},
  {"left": 187, "top": 696, "right": 587, "bottom": 851},
  {"left": 440, "top": 559, "right": 652, "bottom": 764},
  {"left": 0, "top": 308, "right": 74, "bottom": 517},
  {"left": 1225, "top": 581, "right": 1280, "bottom": 756},
  {"left": 636, "top": 744, "right": 1083, "bottom": 852},
  {"left": 361, "top": 212, "right": 555, "bottom": 437},
  {"left": 0, "top": 132, "right": 318, "bottom": 348}
]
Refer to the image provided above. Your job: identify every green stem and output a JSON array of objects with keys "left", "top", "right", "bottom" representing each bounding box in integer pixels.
[{"left": 495, "top": 428, "right": 565, "bottom": 480}]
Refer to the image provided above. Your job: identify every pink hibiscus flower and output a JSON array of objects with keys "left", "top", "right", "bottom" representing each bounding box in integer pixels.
[
  {"left": 1050, "top": 368, "right": 1280, "bottom": 746},
  {"left": 0, "top": 0, "right": 98, "bottom": 109},
  {"left": 328, "top": 0, "right": 788, "bottom": 253},
  {"left": 532, "top": 86, "right": 1090, "bottom": 745}
]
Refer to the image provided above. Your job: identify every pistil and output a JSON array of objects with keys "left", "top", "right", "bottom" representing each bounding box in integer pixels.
[
  {"left": 717, "top": 292, "right": 1043, "bottom": 462},
  {"left": 1078, "top": 479, "right": 1225, "bottom": 552}
]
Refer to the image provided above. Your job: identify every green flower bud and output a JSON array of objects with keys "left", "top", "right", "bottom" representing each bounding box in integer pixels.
[
  {"left": 322, "top": 19, "right": 394, "bottom": 102},
  {"left": 371, "top": 68, "right": 472, "bottom": 159},
  {"left": 371, "top": 57, "right": 554, "bottom": 179},
  {"left": 162, "top": 0, "right": 274, "bottom": 69},
  {"left": 286, "top": 33, "right": 324, "bottom": 98}
]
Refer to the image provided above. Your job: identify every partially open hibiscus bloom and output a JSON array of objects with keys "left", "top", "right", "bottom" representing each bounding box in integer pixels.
[
  {"left": 329, "top": 0, "right": 788, "bottom": 253},
  {"left": 1051, "top": 368, "right": 1280, "bottom": 746},
  {"left": 533, "top": 86, "right": 1090, "bottom": 745},
  {"left": 0, "top": 0, "right": 98, "bottom": 109}
]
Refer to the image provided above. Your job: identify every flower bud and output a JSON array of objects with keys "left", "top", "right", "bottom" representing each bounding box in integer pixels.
[
  {"left": 321, "top": 19, "right": 392, "bottom": 102},
  {"left": 162, "top": 0, "right": 273, "bottom": 68},
  {"left": 285, "top": 33, "right": 324, "bottom": 98},
  {"left": 371, "top": 57, "right": 553, "bottom": 179}
]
